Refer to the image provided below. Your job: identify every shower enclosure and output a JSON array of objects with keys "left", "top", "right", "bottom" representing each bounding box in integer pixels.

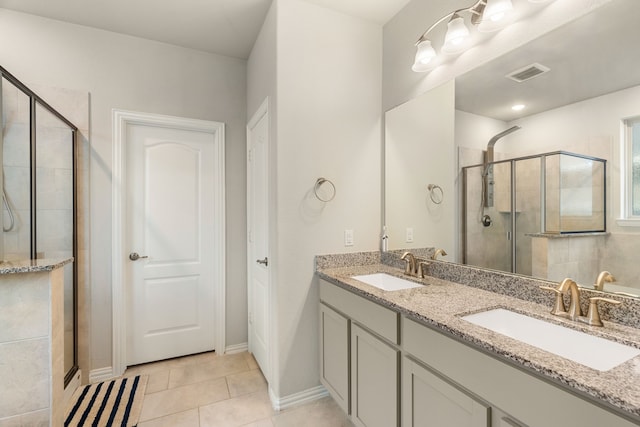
[
  {"left": 463, "top": 151, "right": 606, "bottom": 276},
  {"left": 1, "top": 66, "right": 78, "bottom": 386}
]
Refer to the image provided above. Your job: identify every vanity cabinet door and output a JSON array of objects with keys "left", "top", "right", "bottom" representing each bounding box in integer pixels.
[
  {"left": 402, "top": 356, "right": 490, "bottom": 427},
  {"left": 320, "top": 303, "right": 350, "bottom": 414},
  {"left": 351, "top": 323, "right": 399, "bottom": 427}
]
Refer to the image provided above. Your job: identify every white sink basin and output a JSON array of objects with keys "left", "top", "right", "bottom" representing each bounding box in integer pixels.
[
  {"left": 352, "top": 273, "right": 423, "bottom": 291},
  {"left": 462, "top": 308, "right": 640, "bottom": 371}
]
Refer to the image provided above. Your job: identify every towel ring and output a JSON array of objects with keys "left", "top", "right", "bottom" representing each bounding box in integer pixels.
[
  {"left": 314, "top": 178, "right": 336, "bottom": 202},
  {"left": 427, "top": 184, "right": 443, "bottom": 204}
]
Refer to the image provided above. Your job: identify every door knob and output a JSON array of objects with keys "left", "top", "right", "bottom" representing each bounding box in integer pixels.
[
  {"left": 129, "top": 252, "right": 149, "bottom": 261},
  {"left": 256, "top": 257, "right": 268, "bottom": 266}
]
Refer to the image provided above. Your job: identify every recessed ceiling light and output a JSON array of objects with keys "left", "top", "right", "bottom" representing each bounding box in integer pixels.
[{"left": 512, "top": 104, "right": 525, "bottom": 111}]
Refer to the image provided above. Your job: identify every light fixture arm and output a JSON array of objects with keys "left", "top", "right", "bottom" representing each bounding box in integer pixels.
[{"left": 415, "top": 0, "right": 486, "bottom": 44}]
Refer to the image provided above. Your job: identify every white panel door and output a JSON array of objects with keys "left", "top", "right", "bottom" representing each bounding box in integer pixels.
[
  {"left": 126, "top": 123, "right": 218, "bottom": 366},
  {"left": 247, "top": 101, "right": 270, "bottom": 380}
]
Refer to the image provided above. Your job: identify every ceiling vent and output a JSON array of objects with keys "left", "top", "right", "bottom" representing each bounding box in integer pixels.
[{"left": 506, "top": 63, "right": 550, "bottom": 83}]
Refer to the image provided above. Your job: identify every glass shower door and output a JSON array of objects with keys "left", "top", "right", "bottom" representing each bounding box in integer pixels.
[
  {"left": 36, "top": 102, "right": 76, "bottom": 380},
  {"left": 464, "top": 161, "right": 513, "bottom": 272},
  {"left": 514, "top": 157, "right": 541, "bottom": 276}
]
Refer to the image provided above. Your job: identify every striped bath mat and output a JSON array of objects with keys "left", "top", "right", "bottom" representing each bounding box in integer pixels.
[{"left": 65, "top": 375, "right": 148, "bottom": 427}]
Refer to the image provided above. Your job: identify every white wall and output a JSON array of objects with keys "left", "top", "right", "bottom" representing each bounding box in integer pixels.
[
  {"left": 276, "top": 0, "right": 381, "bottom": 398},
  {"left": 247, "top": 0, "right": 382, "bottom": 399},
  {"left": 385, "top": 81, "right": 455, "bottom": 255},
  {"left": 0, "top": 9, "right": 249, "bottom": 372}
]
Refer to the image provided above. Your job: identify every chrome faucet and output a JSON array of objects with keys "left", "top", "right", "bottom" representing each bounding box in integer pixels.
[
  {"left": 431, "top": 248, "right": 447, "bottom": 260},
  {"left": 594, "top": 271, "right": 615, "bottom": 291}
]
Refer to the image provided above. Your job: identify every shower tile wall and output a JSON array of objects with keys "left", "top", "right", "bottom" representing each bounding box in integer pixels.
[
  {"left": 531, "top": 235, "right": 604, "bottom": 285},
  {"left": 2, "top": 78, "right": 91, "bottom": 383},
  {"left": 1, "top": 79, "right": 31, "bottom": 260}
]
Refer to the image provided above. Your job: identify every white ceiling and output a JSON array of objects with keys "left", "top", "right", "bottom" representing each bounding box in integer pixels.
[
  {"left": 456, "top": 0, "right": 640, "bottom": 122},
  {"left": 0, "top": 0, "right": 411, "bottom": 59}
]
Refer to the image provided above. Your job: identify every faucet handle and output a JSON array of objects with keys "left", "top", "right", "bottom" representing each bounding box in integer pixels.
[
  {"left": 583, "top": 297, "right": 622, "bottom": 327},
  {"left": 417, "top": 261, "right": 431, "bottom": 278},
  {"left": 539, "top": 286, "right": 567, "bottom": 316}
]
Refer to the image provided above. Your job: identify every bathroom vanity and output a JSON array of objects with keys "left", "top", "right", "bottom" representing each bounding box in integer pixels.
[{"left": 317, "top": 255, "right": 640, "bottom": 427}]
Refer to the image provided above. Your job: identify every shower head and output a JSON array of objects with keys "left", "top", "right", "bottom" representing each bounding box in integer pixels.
[
  {"left": 485, "top": 125, "right": 521, "bottom": 165},
  {"left": 487, "top": 125, "right": 521, "bottom": 149},
  {"left": 482, "top": 125, "right": 522, "bottom": 210}
]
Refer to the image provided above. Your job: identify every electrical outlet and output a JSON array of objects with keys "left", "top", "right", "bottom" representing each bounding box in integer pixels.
[
  {"left": 344, "top": 229, "right": 354, "bottom": 246},
  {"left": 406, "top": 227, "right": 414, "bottom": 243}
]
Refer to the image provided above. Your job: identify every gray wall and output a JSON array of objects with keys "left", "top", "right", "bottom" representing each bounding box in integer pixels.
[{"left": 0, "top": 8, "right": 249, "bottom": 373}]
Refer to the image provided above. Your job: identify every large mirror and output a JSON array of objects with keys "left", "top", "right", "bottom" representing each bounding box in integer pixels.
[{"left": 385, "top": 0, "right": 640, "bottom": 296}]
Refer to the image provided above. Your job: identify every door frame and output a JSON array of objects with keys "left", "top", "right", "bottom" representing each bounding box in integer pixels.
[
  {"left": 246, "top": 97, "right": 273, "bottom": 382},
  {"left": 112, "top": 109, "right": 225, "bottom": 376}
]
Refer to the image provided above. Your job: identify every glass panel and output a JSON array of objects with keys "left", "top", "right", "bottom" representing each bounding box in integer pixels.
[
  {"left": 514, "top": 158, "right": 541, "bottom": 276},
  {"left": 464, "top": 162, "right": 512, "bottom": 272},
  {"left": 1, "top": 77, "right": 32, "bottom": 260},
  {"left": 545, "top": 153, "right": 605, "bottom": 233},
  {"left": 35, "top": 102, "right": 75, "bottom": 374}
]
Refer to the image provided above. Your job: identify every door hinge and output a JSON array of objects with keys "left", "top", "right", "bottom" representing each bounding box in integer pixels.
[{"left": 248, "top": 148, "right": 253, "bottom": 162}]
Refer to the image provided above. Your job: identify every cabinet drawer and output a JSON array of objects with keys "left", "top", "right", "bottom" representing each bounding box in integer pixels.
[{"left": 320, "top": 279, "right": 398, "bottom": 344}]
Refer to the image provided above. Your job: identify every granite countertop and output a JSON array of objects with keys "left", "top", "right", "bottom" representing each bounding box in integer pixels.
[
  {"left": 317, "top": 262, "right": 640, "bottom": 421},
  {"left": 0, "top": 257, "right": 73, "bottom": 275}
]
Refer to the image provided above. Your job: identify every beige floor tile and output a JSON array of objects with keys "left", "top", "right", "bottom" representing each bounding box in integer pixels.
[
  {"left": 144, "top": 370, "right": 170, "bottom": 394},
  {"left": 139, "top": 377, "right": 229, "bottom": 422},
  {"left": 137, "top": 408, "right": 200, "bottom": 427},
  {"left": 199, "top": 390, "right": 274, "bottom": 427},
  {"left": 272, "top": 397, "right": 353, "bottom": 427},
  {"left": 227, "top": 369, "right": 267, "bottom": 397},
  {"left": 169, "top": 353, "right": 249, "bottom": 389},
  {"left": 244, "top": 352, "right": 259, "bottom": 370},
  {"left": 241, "top": 419, "right": 274, "bottom": 427},
  {"left": 126, "top": 351, "right": 219, "bottom": 377}
]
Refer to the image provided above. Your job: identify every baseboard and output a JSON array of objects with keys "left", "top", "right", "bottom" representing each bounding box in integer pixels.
[
  {"left": 269, "top": 385, "right": 329, "bottom": 411},
  {"left": 89, "top": 366, "right": 115, "bottom": 383},
  {"left": 225, "top": 342, "right": 248, "bottom": 355}
]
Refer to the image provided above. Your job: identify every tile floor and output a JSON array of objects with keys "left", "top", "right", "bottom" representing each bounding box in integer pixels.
[{"left": 123, "top": 351, "right": 354, "bottom": 427}]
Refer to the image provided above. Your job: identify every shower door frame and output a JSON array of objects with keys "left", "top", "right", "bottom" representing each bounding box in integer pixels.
[
  {"left": 0, "top": 66, "right": 79, "bottom": 386},
  {"left": 462, "top": 150, "right": 607, "bottom": 274}
]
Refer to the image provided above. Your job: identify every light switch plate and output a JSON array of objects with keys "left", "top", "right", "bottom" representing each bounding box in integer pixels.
[
  {"left": 406, "top": 227, "right": 414, "bottom": 243},
  {"left": 344, "top": 229, "right": 354, "bottom": 246}
]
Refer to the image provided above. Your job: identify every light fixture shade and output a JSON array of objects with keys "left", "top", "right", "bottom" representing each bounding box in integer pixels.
[
  {"left": 412, "top": 39, "right": 437, "bottom": 72},
  {"left": 442, "top": 15, "right": 470, "bottom": 54},
  {"left": 484, "top": 0, "right": 513, "bottom": 22}
]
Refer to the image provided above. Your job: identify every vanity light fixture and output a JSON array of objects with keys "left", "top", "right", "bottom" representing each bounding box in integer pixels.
[
  {"left": 412, "top": 0, "right": 553, "bottom": 73},
  {"left": 484, "top": 0, "right": 513, "bottom": 22}
]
